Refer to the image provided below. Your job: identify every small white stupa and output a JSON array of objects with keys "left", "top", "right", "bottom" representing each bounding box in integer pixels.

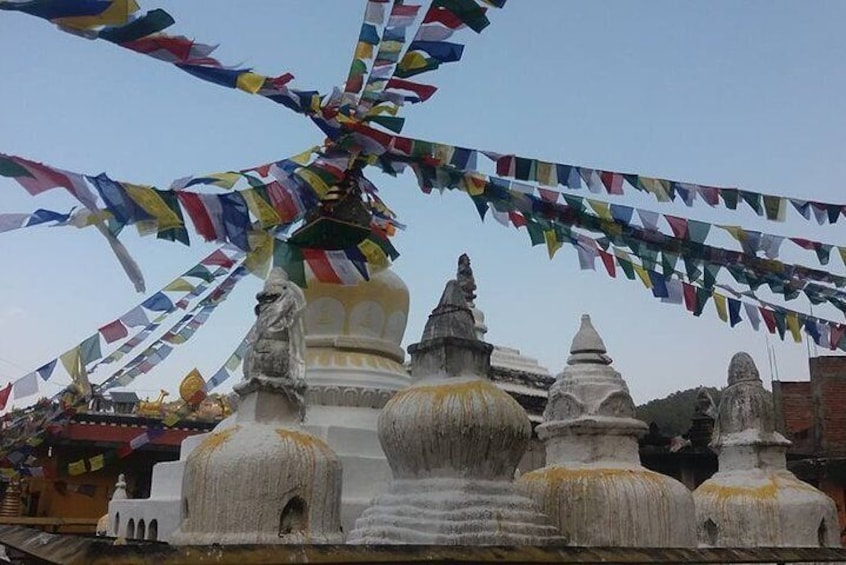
[
  {"left": 518, "top": 315, "right": 697, "bottom": 547},
  {"left": 170, "top": 268, "right": 343, "bottom": 545},
  {"left": 348, "top": 279, "right": 559, "bottom": 545},
  {"left": 693, "top": 352, "right": 840, "bottom": 547}
]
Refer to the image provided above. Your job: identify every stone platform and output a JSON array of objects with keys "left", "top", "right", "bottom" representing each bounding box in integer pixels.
[{"left": 2, "top": 526, "right": 846, "bottom": 564}]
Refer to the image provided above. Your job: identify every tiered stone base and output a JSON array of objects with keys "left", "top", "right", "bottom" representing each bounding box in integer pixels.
[{"left": 348, "top": 478, "right": 561, "bottom": 545}]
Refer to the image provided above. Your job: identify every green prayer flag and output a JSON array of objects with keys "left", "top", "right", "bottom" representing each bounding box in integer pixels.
[
  {"left": 618, "top": 257, "right": 636, "bottom": 280},
  {"left": 0, "top": 156, "right": 33, "bottom": 178},
  {"left": 661, "top": 252, "right": 678, "bottom": 277},
  {"left": 693, "top": 287, "right": 711, "bottom": 317},
  {"left": 367, "top": 115, "right": 406, "bottom": 134},
  {"left": 763, "top": 195, "right": 785, "bottom": 221},
  {"left": 683, "top": 255, "right": 702, "bottom": 282},
  {"left": 773, "top": 310, "right": 787, "bottom": 339},
  {"left": 272, "top": 242, "right": 306, "bottom": 288},
  {"left": 526, "top": 221, "right": 546, "bottom": 246},
  {"left": 703, "top": 263, "right": 720, "bottom": 289},
  {"left": 739, "top": 190, "right": 763, "bottom": 215},
  {"left": 720, "top": 189, "right": 739, "bottom": 210},
  {"left": 433, "top": 0, "right": 490, "bottom": 32}
]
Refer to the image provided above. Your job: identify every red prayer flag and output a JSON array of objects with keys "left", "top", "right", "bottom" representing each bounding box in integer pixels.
[
  {"left": 830, "top": 324, "right": 846, "bottom": 350},
  {"left": 665, "top": 215, "right": 690, "bottom": 240},
  {"left": 759, "top": 308, "right": 777, "bottom": 334},
  {"left": 303, "top": 249, "right": 343, "bottom": 284},
  {"left": 201, "top": 249, "right": 235, "bottom": 269},
  {"left": 177, "top": 192, "right": 218, "bottom": 242},
  {"left": 98, "top": 320, "right": 128, "bottom": 344},
  {"left": 682, "top": 283, "right": 696, "bottom": 312},
  {"left": 423, "top": 6, "right": 466, "bottom": 28},
  {"left": 598, "top": 250, "right": 616, "bottom": 278},
  {"left": 0, "top": 383, "right": 11, "bottom": 411}
]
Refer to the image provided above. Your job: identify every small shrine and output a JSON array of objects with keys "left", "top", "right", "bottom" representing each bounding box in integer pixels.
[
  {"left": 518, "top": 315, "right": 697, "bottom": 547},
  {"left": 348, "top": 279, "right": 559, "bottom": 545},
  {"left": 693, "top": 352, "right": 840, "bottom": 547},
  {"left": 170, "top": 268, "right": 343, "bottom": 545}
]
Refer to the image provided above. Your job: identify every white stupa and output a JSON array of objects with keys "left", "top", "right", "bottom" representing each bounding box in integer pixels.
[
  {"left": 301, "top": 267, "right": 411, "bottom": 531},
  {"left": 693, "top": 352, "right": 840, "bottom": 547},
  {"left": 348, "top": 279, "right": 559, "bottom": 545},
  {"left": 518, "top": 315, "right": 697, "bottom": 547},
  {"left": 170, "top": 268, "right": 343, "bottom": 545}
]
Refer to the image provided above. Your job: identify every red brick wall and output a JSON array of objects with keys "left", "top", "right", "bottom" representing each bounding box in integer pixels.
[
  {"left": 775, "top": 381, "right": 815, "bottom": 454},
  {"left": 813, "top": 357, "right": 846, "bottom": 456}
]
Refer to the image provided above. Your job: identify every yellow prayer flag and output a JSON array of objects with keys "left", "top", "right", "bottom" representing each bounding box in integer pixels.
[
  {"left": 163, "top": 278, "right": 195, "bottom": 292},
  {"left": 225, "top": 353, "right": 241, "bottom": 372},
  {"left": 244, "top": 230, "right": 274, "bottom": 278},
  {"left": 123, "top": 184, "right": 182, "bottom": 230},
  {"left": 59, "top": 346, "right": 83, "bottom": 382},
  {"left": 713, "top": 293, "right": 728, "bottom": 322},
  {"left": 380, "top": 40, "right": 403, "bottom": 54},
  {"left": 179, "top": 368, "right": 206, "bottom": 404},
  {"left": 88, "top": 454, "right": 105, "bottom": 472},
  {"left": 55, "top": 0, "right": 139, "bottom": 29},
  {"left": 354, "top": 42, "right": 374, "bottom": 60},
  {"left": 399, "top": 52, "right": 429, "bottom": 72},
  {"left": 242, "top": 188, "right": 281, "bottom": 228},
  {"left": 358, "top": 239, "right": 389, "bottom": 268},
  {"left": 786, "top": 313, "right": 802, "bottom": 343},
  {"left": 587, "top": 199, "right": 612, "bottom": 220},
  {"left": 462, "top": 173, "right": 486, "bottom": 196},
  {"left": 291, "top": 146, "right": 318, "bottom": 166},
  {"left": 718, "top": 225, "right": 744, "bottom": 242},
  {"left": 543, "top": 230, "right": 562, "bottom": 259},
  {"left": 640, "top": 177, "right": 671, "bottom": 202},
  {"left": 236, "top": 72, "right": 266, "bottom": 94},
  {"left": 68, "top": 459, "right": 87, "bottom": 476},
  {"left": 296, "top": 168, "right": 331, "bottom": 199},
  {"left": 536, "top": 161, "right": 557, "bottom": 187},
  {"left": 434, "top": 144, "right": 454, "bottom": 165},
  {"left": 205, "top": 172, "right": 242, "bottom": 189},
  {"left": 367, "top": 104, "right": 398, "bottom": 118},
  {"left": 632, "top": 264, "right": 652, "bottom": 289}
]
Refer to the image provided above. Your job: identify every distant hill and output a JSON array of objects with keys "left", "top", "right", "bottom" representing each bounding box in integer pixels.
[{"left": 636, "top": 387, "right": 723, "bottom": 437}]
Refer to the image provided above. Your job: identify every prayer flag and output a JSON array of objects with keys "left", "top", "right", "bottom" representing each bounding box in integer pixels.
[
  {"left": 12, "top": 373, "right": 38, "bottom": 399},
  {"left": 99, "top": 320, "right": 128, "bottom": 344}
]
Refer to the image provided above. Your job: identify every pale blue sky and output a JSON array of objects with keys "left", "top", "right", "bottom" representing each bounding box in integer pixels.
[{"left": 1, "top": 1, "right": 845, "bottom": 407}]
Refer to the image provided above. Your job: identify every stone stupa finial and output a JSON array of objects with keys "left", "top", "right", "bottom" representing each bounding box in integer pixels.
[
  {"left": 567, "top": 314, "right": 612, "bottom": 366},
  {"left": 727, "top": 352, "right": 760, "bottom": 385},
  {"left": 456, "top": 253, "right": 477, "bottom": 306},
  {"left": 420, "top": 279, "right": 477, "bottom": 342}
]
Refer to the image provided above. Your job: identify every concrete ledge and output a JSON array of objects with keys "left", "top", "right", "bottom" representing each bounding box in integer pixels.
[{"left": 2, "top": 526, "right": 846, "bottom": 564}]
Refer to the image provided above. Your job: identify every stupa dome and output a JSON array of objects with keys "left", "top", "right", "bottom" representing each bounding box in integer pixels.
[{"left": 303, "top": 268, "right": 409, "bottom": 390}]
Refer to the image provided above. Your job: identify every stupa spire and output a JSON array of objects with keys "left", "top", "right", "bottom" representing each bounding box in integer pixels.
[{"left": 455, "top": 254, "right": 488, "bottom": 339}]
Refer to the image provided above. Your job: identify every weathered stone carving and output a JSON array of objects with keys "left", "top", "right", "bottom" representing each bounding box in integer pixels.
[
  {"left": 348, "top": 279, "right": 559, "bottom": 545},
  {"left": 518, "top": 314, "right": 697, "bottom": 547},
  {"left": 238, "top": 268, "right": 307, "bottom": 415},
  {"left": 171, "top": 268, "right": 343, "bottom": 545},
  {"left": 692, "top": 352, "right": 840, "bottom": 548}
]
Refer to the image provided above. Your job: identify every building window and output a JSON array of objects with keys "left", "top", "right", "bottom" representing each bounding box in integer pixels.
[
  {"left": 703, "top": 518, "right": 719, "bottom": 546},
  {"left": 138, "top": 519, "right": 146, "bottom": 540},
  {"left": 126, "top": 519, "right": 135, "bottom": 540},
  {"left": 114, "top": 513, "right": 120, "bottom": 536}
]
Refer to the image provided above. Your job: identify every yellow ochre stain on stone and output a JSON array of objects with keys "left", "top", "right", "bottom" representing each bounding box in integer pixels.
[
  {"left": 275, "top": 428, "right": 334, "bottom": 455},
  {"left": 697, "top": 481, "right": 778, "bottom": 500},
  {"left": 521, "top": 466, "right": 665, "bottom": 484},
  {"left": 195, "top": 426, "right": 240, "bottom": 457}
]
